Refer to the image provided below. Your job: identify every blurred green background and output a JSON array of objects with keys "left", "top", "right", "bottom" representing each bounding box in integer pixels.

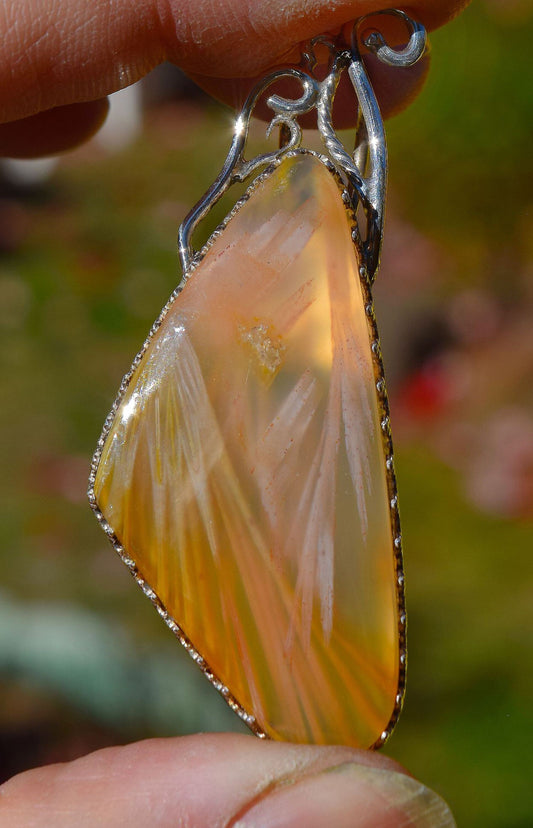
[{"left": 0, "top": 3, "right": 532, "bottom": 825}]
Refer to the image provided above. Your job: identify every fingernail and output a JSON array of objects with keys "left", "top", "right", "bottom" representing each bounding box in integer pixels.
[{"left": 231, "top": 761, "right": 456, "bottom": 828}]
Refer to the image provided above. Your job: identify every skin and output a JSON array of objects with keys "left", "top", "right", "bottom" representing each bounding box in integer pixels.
[
  {"left": 0, "top": 733, "right": 456, "bottom": 827},
  {"left": 0, "top": 0, "right": 470, "bottom": 155},
  {"left": 0, "top": 1, "right": 470, "bottom": 823}
]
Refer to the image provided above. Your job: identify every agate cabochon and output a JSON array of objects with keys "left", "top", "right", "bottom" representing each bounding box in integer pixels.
[{"left": 91, "top": 153, "right": 404, "bottom": 748}]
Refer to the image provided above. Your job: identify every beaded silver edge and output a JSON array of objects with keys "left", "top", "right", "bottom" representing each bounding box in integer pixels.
[{"left": 87, "top": 147, "right": 406, "bottom": 749}]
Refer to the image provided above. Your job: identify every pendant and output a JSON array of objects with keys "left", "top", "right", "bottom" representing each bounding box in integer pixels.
[{"left": 89, "top": 10, "right": 426, "bottom": 749}]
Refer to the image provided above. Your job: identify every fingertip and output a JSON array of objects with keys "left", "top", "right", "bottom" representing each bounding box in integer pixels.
[
  {"left": 0, "top": 735, "right": 453, "bottom": 828},
  {"left": 0, "top": 734, "right": 405, "bottom": 827},
  {"left": 0, "top": 99, "right": 110, "bottom": 159}
]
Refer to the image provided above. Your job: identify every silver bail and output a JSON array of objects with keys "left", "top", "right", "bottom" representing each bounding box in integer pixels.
[{"left": 346, "top": 9, "right": 427, "bottom": 281}]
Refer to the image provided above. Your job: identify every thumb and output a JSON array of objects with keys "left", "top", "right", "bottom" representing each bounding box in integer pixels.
[{"left": 0, "top": 733, "right": 455, "bottom": 827}]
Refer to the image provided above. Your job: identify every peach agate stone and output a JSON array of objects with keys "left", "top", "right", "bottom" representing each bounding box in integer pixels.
[{"left": 93, "top": 153, "right": 401, "bottom": 748}]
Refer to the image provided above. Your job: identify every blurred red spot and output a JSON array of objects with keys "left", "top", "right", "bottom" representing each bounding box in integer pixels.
[{"left": 397, "top": 363, "right": 453, "bottom": 421}]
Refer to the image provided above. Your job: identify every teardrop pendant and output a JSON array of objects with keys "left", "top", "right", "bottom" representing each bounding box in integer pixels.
[{"left": 89, "top": 10, "right": 426, "bottom": 749}]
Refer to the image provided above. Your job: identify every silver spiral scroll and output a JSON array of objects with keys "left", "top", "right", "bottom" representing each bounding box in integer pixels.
[{"left": 178, "top": 9, "right": 427, "bottom": 281}]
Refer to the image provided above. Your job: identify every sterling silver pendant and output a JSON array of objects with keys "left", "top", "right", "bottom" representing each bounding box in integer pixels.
[{"left": 89, "top": 9, "right": 426, "bottom": 749}]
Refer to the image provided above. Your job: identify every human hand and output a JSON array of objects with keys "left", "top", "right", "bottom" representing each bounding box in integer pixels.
[
  {"left": 0, "top": 0, "right": 470, "bottom": 157},
  {"left": 0, "top": 733, "right": 455, "bottom": 826}
]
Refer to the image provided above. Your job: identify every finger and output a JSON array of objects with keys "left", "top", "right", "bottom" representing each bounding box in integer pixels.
[
  {"left": 0, "top": 50, "right": 429, "bottom": 158},
  {"left": 0, "top": 100, "right": 109, "bottom": 158},
  {"left": 0, "top": 0, "right": 470, "bottom": 123},
  {"left": 0, "top": 733, "right": 456, "bottom": 828}
]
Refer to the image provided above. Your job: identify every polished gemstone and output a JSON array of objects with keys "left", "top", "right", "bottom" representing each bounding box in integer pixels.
[{"left": 93, "top": 153, "right": 401, "bottom": 748}]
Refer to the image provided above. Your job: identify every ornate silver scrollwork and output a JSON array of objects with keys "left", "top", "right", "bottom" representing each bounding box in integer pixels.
[
  {"left": 178, "top": 8, "right": 427, "bottom": 281},
  {"left": 347, "top": 9, "right": 426, "bottom": 278},
  {"left": 178, "top": 68, "right": 318, "bottom": 271}
]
